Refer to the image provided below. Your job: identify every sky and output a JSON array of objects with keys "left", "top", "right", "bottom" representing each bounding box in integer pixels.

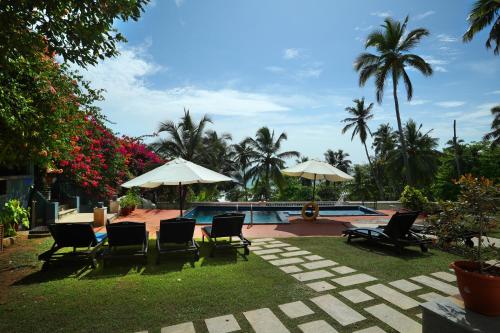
[{"left": 82, "top": 0, "right": 500, "bottom": 164}]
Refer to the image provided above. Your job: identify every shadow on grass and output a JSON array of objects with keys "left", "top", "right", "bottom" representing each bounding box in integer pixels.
[{"left": 344, "top": 238, "right": 435, "bottom": 260}]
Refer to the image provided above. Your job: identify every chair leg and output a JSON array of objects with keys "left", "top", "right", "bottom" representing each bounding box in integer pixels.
[
  {"left": 347, "top": 234, "right": 352, "bottom": 243},
  {"left": 244, "top": 246, "right": 249, "bottom": 256},
  {"left": 420, "top": 244, "right": 428, "bottom": 252}
]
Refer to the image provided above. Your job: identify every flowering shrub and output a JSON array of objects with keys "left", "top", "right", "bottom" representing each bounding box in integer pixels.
[{"left": 118, "top": 136, "right": 163, "bottom": 176}]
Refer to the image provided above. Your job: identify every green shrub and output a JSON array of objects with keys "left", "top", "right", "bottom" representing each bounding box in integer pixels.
[
  {"left": 0, "top": 199, "right": 30, "bottom": 237},
  {"left": 399, "top": 185, "right": 429, "bottom": 211},
  {"left": 120, "top": 189, "right": 141, "bottom": 209}
]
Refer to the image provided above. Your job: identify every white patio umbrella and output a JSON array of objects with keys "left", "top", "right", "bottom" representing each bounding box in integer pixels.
[
  {"left": 281, "top": 160, "right": 354, "bottom": 200},
  {"left": 121, "top": 157, "right": 233, "bottom": 215}
]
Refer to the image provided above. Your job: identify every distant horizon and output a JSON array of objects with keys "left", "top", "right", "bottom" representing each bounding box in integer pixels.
[{"left": 82, "top": 0, "right": 499, "bottom": 165}]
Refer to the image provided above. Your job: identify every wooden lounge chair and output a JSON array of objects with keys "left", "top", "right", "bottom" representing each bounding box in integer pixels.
[
  {"left": 39, "top": 223, "right": 107, "bottom": 268},
  {"left": 201, "top": 213, "right": 251, "bottom": 257},
  {"left": 342, "top": 211, "right": 432, "bottom": 253},
  {"left": 156, "top": 217, "right": 199, "bottom": 263},
  {"left": 103, "top": 221, "right": 149, "bottom": 260}
]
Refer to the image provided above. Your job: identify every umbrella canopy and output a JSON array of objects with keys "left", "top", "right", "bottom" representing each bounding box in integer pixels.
[
  {"left": 121, "top": 157, "right": 233, "bottom": 188},
  {"left": 121, "top": 157, "right": 233, "bottom": 215},
  {"left": 281, "top": 159, "right": 354, "bottom": 182}
]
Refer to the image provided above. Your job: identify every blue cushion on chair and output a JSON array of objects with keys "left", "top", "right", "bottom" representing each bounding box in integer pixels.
[{"left": 95, "top": 232, "right": 107, "bottom": 243}]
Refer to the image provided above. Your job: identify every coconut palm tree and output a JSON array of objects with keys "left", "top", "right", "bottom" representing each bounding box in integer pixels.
[
  {"left": 355, "top": 16, "right": 433, "bottom": 185},
  {"left": 201, "top": 130, "right": 234, "bottom": 174},
  {"left": 342, "top": 98, "right": 384, "bottom": 199},
  {"left": 231, "top": 139, "right": 258, "bottom": 199},
  {"left": 152, "top": 109, "right": 211, "bottom": 162},
  {"left": 246, "top": 127, "right": 300, "bottom": 200},
  {"left": 483, "top": 105, "right": 500, "bottom": 145},
  {"left": 463, "top": 0, "right": 500, "bottom": 55},
  {"left": 324, "top": 149, "right": 352, "bottom": 173},
  {"left": 372, "top": 123, "right": 398, "bottom": 159}
]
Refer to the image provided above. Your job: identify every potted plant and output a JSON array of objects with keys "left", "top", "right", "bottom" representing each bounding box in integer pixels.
[
  {"left": 446, "top": 175, "right": 500, "bottom": 316},
  {"left": 0, "top": 199, "right": 30, "bottom": 237},
  {"left": 119, "top": 189, "right": 141, "bottom": 216}
]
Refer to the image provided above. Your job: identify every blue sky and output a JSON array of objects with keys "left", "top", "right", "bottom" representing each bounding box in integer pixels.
[{"left": 83, "top": 0, "right": 499, "bottom": 164}]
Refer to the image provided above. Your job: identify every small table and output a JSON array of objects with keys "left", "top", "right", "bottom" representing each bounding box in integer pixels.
[{"left": 421, "top": 297, "right": 500, "bottom": 332}]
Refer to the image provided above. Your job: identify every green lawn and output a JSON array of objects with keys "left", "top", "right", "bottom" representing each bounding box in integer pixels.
[{"left": 0, "top": 236, "right": 467, "bottom": 333}]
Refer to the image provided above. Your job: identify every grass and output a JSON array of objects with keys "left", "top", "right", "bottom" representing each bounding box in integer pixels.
[{"left": 0, "top": 236, "right": 467, "bottom": 333}]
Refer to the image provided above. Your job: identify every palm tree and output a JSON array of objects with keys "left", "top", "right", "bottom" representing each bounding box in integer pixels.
[
  {"left": 463, "top": 0, "right": 500, "bottom": 55},
  {"left": 372, "top": 123, "right": 398, "bottom": 159},
  {"left": 246, "top": 127, "right": 300, "bottom": 200},
  {"left": 355, "top": 16, "right": 433, "bottom": 185},
  {"left": 152, "top": 109, "right": 211, "bottom": 162},
  {"left": 483, "top": 105, "right": 500, "bottom": 145},
  {"left": 388, "top": 119, "right": 439, "bottom": 187},
  {"left": 201, "top": 130, "right": 234, "bottom": 173},
  {"left": 342, "top": 98, "right": 384, "bottom": 199},
  {"left": 324, "top": 149, "right": 352, "bottom": 173},
  {"left": 231, "top": 140, "right": 258, "bottom": 199}
]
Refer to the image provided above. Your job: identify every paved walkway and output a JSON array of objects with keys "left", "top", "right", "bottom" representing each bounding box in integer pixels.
[
  {"left": 111, "top": 209, "right": 401, "bottom": 238},
  {"left": 134, "top": 237, "right": 463, "bottom": 333}
]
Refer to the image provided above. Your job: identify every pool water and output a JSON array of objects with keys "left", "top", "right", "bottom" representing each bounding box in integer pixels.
[{"left": 184, "top": 205, "right": 384, "bottom": 224}]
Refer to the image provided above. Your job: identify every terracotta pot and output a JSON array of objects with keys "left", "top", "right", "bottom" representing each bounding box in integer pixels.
[
  {"left": 120, "top": 206, "right": 135, "bottom": 216},
  {"left": 450, "top": 260, "right": 500, "bottom": 316}
]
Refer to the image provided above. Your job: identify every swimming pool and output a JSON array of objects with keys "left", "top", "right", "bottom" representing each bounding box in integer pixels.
[{"left": 184, "top": 204, "right": 385, "bottom": 224}]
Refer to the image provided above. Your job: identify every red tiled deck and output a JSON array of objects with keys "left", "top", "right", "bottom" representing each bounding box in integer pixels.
[{"left": 106, "top": 208, "right": 401, "bottom": 238}]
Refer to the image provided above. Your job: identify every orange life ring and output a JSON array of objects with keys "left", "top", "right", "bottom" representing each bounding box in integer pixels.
[{"left": 301, "top": 201, "right": 319, "bottom": 221}]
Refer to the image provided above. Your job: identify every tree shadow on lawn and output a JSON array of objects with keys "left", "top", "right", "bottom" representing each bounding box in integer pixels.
[{"left": 345, "top": 238, "right": 436, "bottom": 260}]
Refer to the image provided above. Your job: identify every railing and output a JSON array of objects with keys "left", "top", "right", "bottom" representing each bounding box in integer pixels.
[{"left": 190, "top": 200, "right": 402, "bottom": 210}]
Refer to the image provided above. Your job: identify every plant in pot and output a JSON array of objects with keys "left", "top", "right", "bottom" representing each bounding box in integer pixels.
[
  {"left": 120, "top": 189, "right": 141, "bottom": 216},
  {"left": 446, "top": 174, "right": 500, "bottom": 316},
  {"left": 0, "top": 199, "right": 30, "bottom": 237}
]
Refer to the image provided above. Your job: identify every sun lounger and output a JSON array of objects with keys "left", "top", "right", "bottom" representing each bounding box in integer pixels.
[
  {"left": 103, "top": 221, "right": 149, "bottom": 259},
  {"left": 343, "top": 211, "right": 432, "bottom": 253},
  {"left": 201, "top": 213, "right": 251, "bottom": 257},
  {"left": 156, "top": 217, "right": 199, "bottom": 263},
  {"left": 38, "top": 223, "right": 107, "bottom": 268}
]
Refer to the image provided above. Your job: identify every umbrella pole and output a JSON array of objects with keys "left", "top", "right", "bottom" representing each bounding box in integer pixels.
[
  {"left": 179, "top": 182, "right": 183, "bottom": 217},
  {"left": 312, "top": 174, "right": 317, "bottom": 201}
]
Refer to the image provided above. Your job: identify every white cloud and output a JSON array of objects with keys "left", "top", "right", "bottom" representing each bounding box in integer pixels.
[
  {"left": 486, "top": 90, "right": 500, "bottom": 95},
  {"left": 174, "top": 0, "right": 185, "bottom": 8},
  {"left": 265, "top": 66, "right": 285, "bottom": 73},
  {"left": 283, "top": 48, "right": 300, "bottom": 60},
  {"left": 422, "top": 55, "right": 449, "bottom": 72},
  {"left": 354, "top": 25, "right": 374, "bottom": 32},
  {"left": 407, "top": 99, "right": 431, "bottom": 106},
  {"left": 435, "top": 101, "right": 466, "bottom": 108},
  {"left": 297, "top": 68, "right": 322, "bottom": 78},
  {"left": 370, "top": 11, "right": 391, "bottom": 18},
  {"left": 437, "top": 34, "right": 458, "bottom": 42},
  {"left": 415, "top": 11, "right": 436, "bottom": 20}
]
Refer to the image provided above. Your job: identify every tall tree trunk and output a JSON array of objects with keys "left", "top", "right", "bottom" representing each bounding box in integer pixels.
[
  {"left": 453, "top": 120, "right": 462, "bottom": 177},
  {"left": 392, "top": 72, "right": 412, "bottom": 185},
  {"left": 364, "top": 142, "right": 385, "bottom": 200}
]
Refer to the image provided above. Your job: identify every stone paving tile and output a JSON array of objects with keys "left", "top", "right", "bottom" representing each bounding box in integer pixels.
[
  {"left": 249, "top": 245, "right": 263, "bottom": 251},
  {"left": 205, "top": 314, "right": 240, "bottom": 333},
  {"left": 161, "top": 322, "right": 196, "bottom": 333},
  {"left": 298, "top": 320, "right": 338, "bottom": 333},
  {"left": 353, "top": 326, "right": 386, "bottom": 333},
  {"left": 279, "top": 265, "right": 303, "bottom": 274},
  {"left": 389, "top": 279, "right": 422, "bottom": 292},
  {"left": 252, "top": 238, "right": 275, "bottom": 243},
  {"left": 306, "top": 281, "right": 336, "bottom": 292},
  {"left": 278, "top": 301, "right": 314, "bottom": 319},
  {"left": 431, "top": 271, "right": 457, "bottom": 282},
  {"left": 254, "top": 248, "right": 284, "bottom": 255},
  {"left": 269, "top": 257, "right": 305, "bottom": 266},
  {"left": 310, "top": 294, "right": 366, "bottom": 326},
  {"left": 331, "top": 266, "right": 356, "bottom": 274},
  {"left": 331, "top": 273, "right": 377, "bottom": 287},
  {"left": 365, "top": 284, "right": 419, "bottom": 310},
  {"left": 284, "top": 246, "right": 301, "bottom": 251},
  {"left": 243, "top": 308, "right": 290, "bottom": 333},
  {"left": 416, "top": 313, "right": 422, "bottom": 319},
  {"left": 339, "top": 289, "right": 373, "bottom": 304},
  {"left": 302, "top": 260, "right": 338, "bottom": 270},
  {"left": 281, "top": 250, "right": 311, "bottom": 257},
  {"left": 364, "top": 304, "right": 421, "bottom": 333},
  {"left": 292, "top": 270, "right": 334, "bottom": 282},
  {"left": 264, "top": 243, "right": 290, "bottom": 249},
  {"left": 410, "top": 275, "right": 459, "bottom": 296},
  {"left": 135, "top": 331, "right": 148, "bottom": 333},
  {"left": 418, "top": 291, "right": 446, "bottom": 302},
  {"left": 261, "top": 254, "right": 279, "bottom": 260},
  {"left": 305, "top": 255, "right": 324, "bottom": 261},
  {"left": 269, "top": 240, "right": 285, "bottom": 244}
]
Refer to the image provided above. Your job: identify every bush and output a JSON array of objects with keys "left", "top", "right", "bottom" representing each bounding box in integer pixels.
[
  {"left": 0, "top": 199, "right": 30, "bottom": 237},
  {"left": 399, "top": 185, "right": 429, "bottom": 211},
  {"left": 120, "top": 189, "right": 141, "bottom": 209}
]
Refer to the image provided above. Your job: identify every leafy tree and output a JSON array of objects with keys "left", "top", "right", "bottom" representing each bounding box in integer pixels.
[
  {"left": 231, "top": 140, "right": 257, "bottom": 200},
  {"left": 483, "top": 105, "right": 500, "bottom": 145},
  {"left": 324, "top": 149, "right": 352, "bottom": 173},
  {"left": 246, "top": 127, "right": 299, "bottom": 200},
  {"left": 355, "top": 16, "right": 433, "bottom": 185},
  {"left": 342, "top": 98, "right": 384, "bottom": 199},
  {"left": 463, "top": 0, "right": 500, "bottom": 55},
  {"left": 372, "top": 123, "right": 398, "bottom": 159},
  {"left": 152, "top": 109, "right": 212, "bottom": 162},
  {"left": 0, "top": 0, "right": 149, "bottom": 67},
  {"left": 201, "top": 130, "right": 234, "bottom": 174},
  {"left": 348, "top": 164, "right": 376, "bottom": 201}
]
